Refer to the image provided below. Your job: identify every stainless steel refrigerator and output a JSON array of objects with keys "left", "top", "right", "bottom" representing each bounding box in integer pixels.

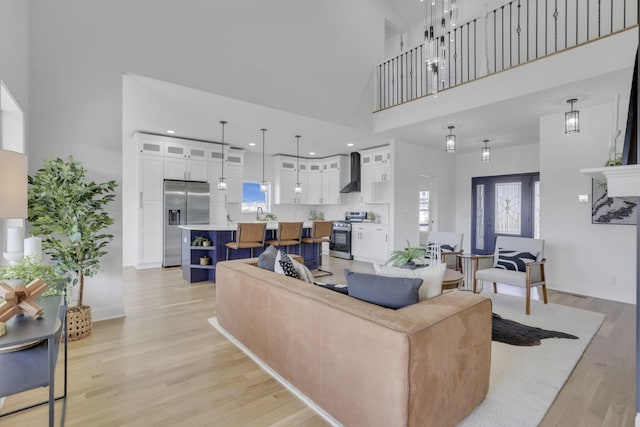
[{"left": 163, "top": 180, "right": 210, "bottom": 267}]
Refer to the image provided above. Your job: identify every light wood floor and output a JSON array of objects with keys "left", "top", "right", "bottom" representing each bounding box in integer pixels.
[{"left": 0, "top": 257, "right": 635, "bottom": 426}]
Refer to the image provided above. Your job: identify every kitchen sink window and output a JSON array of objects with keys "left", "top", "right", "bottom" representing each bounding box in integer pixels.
[{"left": 242, "top": 181, "right": 269, "bottom": 212}]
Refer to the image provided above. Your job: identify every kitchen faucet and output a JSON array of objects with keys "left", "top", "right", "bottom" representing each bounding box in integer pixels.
[{"left": 256, "top": 206, "right": 264, "bottom": 221}]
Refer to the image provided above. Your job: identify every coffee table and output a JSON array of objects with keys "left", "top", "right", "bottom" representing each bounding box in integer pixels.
[{"left": 442, "top": 269, "right": 463, "bottom": 291}]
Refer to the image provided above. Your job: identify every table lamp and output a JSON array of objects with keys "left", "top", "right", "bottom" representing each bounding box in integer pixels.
[{"left": 0, "top": 149, "right": 27, "bottom": 265}]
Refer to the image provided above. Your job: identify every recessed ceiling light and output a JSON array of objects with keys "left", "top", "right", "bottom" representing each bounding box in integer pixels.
[
  {"left": 309, "top": 152, "right": 316, "bottom": 156},
  {"left": 166, "top": 130, "right": 176, "bottom": 134},
  {"left": 347, "top": 143, "right": 354, "bottom": 147},
  {"left": 248, "top": 142, "right": 256, "bottom": 146}
]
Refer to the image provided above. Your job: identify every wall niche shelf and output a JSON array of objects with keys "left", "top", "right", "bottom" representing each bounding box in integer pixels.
[{"left": 580, "top": 165, "right": 640, "bottom": 197}]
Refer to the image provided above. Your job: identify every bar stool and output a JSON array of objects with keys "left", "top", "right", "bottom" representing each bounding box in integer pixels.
[
  {"left": 300, "top": 220, "right": 333, "bottom": 277},
  {"left": 225, "top": 222, "right": 267, "bottom": 260},
  {"left": 265, "top": 222, "right": 303, "bottom": 255}
]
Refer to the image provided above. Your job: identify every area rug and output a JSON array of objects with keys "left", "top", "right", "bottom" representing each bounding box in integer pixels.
[
  {"left": 209, "top": 292, "right": 604, "bottom": 427},
  {"left": 459, "top": 292, "right": 605, "bottom": 427}
]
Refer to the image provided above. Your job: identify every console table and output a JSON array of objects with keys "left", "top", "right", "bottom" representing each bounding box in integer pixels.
[{"left": 0, "top": 295, "right": 67, "bottom": 427}]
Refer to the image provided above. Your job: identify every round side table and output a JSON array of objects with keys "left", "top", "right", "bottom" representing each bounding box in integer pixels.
[{"left": 456, "top": 254, "right": 492, "bottom": 293}]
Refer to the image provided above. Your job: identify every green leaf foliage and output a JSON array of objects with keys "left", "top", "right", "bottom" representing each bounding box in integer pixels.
[
  {"left": 27, "top": 157, "right": 117, "bottom": 307},
  {"left": 0, "top": 256, "right": 66, "bottom": 298},
  {"left": 386, "top": 240, "right": 433, "bottom": 267}
]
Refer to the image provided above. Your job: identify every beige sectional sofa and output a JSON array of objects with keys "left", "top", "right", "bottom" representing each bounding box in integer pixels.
[{"left": 215, "top": 258, "right": 492, "bottom": 427}]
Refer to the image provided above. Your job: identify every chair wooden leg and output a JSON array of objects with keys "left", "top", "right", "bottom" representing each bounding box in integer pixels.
[
  {"left": 542, "top": 284, "right": 548, "bottom": 304},
  {"left": 525, "top": 283, "right": 531, "bottom": 315},
  {"left": 493, "top": 282, "right": 497, "bottom": 294}
]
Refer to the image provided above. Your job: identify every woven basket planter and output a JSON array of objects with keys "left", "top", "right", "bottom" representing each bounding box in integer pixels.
[{"left": 67, "top": 305, "right": 92, "bottom": 341}]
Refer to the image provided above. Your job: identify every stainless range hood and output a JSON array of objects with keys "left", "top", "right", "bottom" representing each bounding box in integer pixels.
[{"left": 340, "top": 152, "right": 361, "bottom": 193}]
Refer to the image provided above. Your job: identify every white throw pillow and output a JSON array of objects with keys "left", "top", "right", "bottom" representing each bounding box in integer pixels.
[
  {"left": 291, "top": 258, "right": 314, "bottom": 283},
  {"left": 274, "top": 250, "right": 285, "bottom": 275},
  {"left": 373, "top": 262, "right": 446, "bottom": 300}
]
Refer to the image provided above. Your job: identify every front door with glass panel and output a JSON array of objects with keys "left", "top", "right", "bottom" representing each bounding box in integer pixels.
[{"left": 471, "top": 173, "right": 540, "bottom": 255}]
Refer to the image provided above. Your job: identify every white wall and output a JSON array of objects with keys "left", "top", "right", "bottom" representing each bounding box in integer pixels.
[
  {"left": 540, "top": 101, "right": 635, "bottom": 304},
  {"left": 392, "top": 139, "right": 456, "bottom": 251},
  {"left": 454, "top": 143, "right": 540, "bottom": 253},
  {"left": 0, "top": 0, "right": 28, "bottom": 113}
]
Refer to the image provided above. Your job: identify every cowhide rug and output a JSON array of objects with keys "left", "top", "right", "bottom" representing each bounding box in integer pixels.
[{"left": 492, "top": 313, "right": 578, "bottom": 346}]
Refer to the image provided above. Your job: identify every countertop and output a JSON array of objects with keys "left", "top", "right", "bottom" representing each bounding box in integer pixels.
[{"left": 179, "top": 221, "right": 316, "bottom": 231}]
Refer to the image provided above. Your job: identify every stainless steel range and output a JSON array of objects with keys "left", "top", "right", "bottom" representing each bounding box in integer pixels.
[{"left": 329, "top": 211, "right": 367, "bottom": 260}]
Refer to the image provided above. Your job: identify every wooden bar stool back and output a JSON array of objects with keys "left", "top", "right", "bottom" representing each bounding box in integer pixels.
[
  {"left": 225, "top": 222, "right": 267, "bottom": 260},
  {"left": 301, "top": 220, "right": 333, "bottom": 276},
  {"left": 265, "top": 222, "right": 303, "bottom": 254}
]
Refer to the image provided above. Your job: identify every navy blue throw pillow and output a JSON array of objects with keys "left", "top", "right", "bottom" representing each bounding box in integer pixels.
[
  {"left": 495, "top": 249, "right": 537, "bottom": 272},
  {"left": 344, "top": 269, "right": 422, "bottom": 309},
  {"left": 312, "top": 281, "right": 349, "bottom": 295}
]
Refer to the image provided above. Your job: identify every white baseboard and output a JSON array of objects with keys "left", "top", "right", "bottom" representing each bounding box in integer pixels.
[
  {"left": 135, "top": 262, "right": 162, "bottom": 270},
  {"left": 635, "top": 412, "right": 640, "bottom": 427}
]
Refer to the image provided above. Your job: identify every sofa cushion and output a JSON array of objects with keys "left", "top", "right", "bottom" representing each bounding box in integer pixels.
[
  {"left": 345, "top": 269, "right": 422, "bottom": 309},
  {"left": 495, "top": 248, "right": 537, "bottom": 272},
  {"left": 476, "top": 267, "right": 528, "bottom": 287},
  {"left": 257, "top": 245, "right": 278, "bottom": 271},
  {"left": 374, "top": 262, "right": 446, "bottom": 300},
  {"left": 275, "top": 251, "right": 299, "bottom": 279}
]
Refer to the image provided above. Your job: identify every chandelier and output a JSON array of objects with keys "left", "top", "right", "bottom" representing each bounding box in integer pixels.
[{"left": 424, "top": 0, "right": 458, "bottom": 95}]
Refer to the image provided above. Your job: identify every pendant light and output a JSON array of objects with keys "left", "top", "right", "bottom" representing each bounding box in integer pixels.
[
  {"left": 445, "top": 125, "right": 456, "bottom": 154},
  {"left": 481, "top": 139, "right": 491, "bottom": 163},
  {"left": 565, "top": 98, "right": 580, "bottom": 134},
  {"left": 259, "top": 128, "right": 268, "bottom": 192},
  {"left": 294, "top": 135, "right": 302, "bottom": 194},
  {"left": 218, "top": 120, "right": 227, "bottom": 190}
]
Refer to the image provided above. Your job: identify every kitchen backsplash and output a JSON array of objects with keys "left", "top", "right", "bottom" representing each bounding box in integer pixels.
[{"left": 224, "top": 192, "right": 389, "bottom": 224}]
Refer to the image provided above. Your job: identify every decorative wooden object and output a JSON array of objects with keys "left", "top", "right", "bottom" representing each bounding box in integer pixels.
[{"left": 0, "top": 279, "right": 49, "bottom": 323}]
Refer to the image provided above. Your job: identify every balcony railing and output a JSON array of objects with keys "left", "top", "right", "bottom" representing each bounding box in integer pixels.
[{"left": 375, "top": 0, "right": 637, "bottom": 111}]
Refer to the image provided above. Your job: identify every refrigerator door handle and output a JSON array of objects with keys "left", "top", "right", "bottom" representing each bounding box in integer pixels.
[{"left": 140, "top": 191, "right": 143, "bottom": 209}]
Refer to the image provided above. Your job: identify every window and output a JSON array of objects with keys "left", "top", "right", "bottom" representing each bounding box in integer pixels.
[
  {"left": 242, "top": 182, "right": 269, "bottom": 212},
  {"left": 419, "top": 190, "right": 430, "bottom": 230}
]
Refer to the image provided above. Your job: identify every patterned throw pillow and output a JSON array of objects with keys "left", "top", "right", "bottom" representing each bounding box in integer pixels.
[
  {"left": 495, "top": 249, "right": 537, "bottom": 272},
  {"left": 277, "top": 251, "right": 299, "bottom": 279},
  {"left": 427, "top": 242, "right": 455, "bottom": 252}
]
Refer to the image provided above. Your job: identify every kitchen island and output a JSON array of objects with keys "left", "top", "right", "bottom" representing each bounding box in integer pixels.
[{"left": 179, "top": 222, "right": 322, "bottom": 283}]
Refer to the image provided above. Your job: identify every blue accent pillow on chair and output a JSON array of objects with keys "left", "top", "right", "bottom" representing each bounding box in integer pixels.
[
  {"left": 345, "top": 269, "right": 422, "bottom": 309},
  {"left": 495, "top": 249, "right": 537, "bottom": 272}
]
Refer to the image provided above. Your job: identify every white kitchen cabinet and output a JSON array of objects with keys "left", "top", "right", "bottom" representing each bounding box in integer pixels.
[
  {"left": 370, "top": 225, "right": 390, "bottom": 263},
  {"left": 351, "top": 223, "right": 389, "bottom": 264},
  {"left": 359, "top": 146, "right": 391, "bottom": 203},
  {"left": 138, "top": 155, "right": 164, "bottom": 266},
  {"left": 164, "top": 158, "right": 207, "bottom": 181},
  {"left": 350, "top": 224, "right": 369, "bottom": 259},
  {"left": 321, "top": 157, "right": 343, "bottom": 205},
  {"left": 273, "top": 156, "right": 305, "bottom": 204},
  {"left": 360, "top": 164, "right": 374, "bottom": 204},
  {"left": 138, "top": 138, "right": 164, "bottom": 156},
  {"left": 307, "top": 162, "right": 322, "bottom": 204}
]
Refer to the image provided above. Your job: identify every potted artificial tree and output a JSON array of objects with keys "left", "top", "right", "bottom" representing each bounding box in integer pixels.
[{"left": 27, "top": 157, "right": 117, "bottom": 341}]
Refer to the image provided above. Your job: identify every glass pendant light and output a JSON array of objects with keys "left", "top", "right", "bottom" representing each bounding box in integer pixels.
[
  {"left": 565, "top": 98, "right": 580, "bottom": 134},
  {"left": 445, "top": 125, "right": 456, "bottom": 154},
  {"left": 259, "top": 128, "right": 268, "bottom": 192},
  {"left": 481, "top": 139, "right": 491, "bottom": 163},
  {"left": 294, "top": 135, "right": 302, "bottom": 194},
  {"left": 218, "top": 121, "right": 227, "bottom": 190}
]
